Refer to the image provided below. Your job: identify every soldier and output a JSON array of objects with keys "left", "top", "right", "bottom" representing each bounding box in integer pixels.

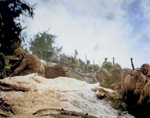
[
  {"left": 102, "top": 58, "right": 112, "bottom": 71},
  {"left": 10, "top": 47, "right": 45, "bottom": 77}
]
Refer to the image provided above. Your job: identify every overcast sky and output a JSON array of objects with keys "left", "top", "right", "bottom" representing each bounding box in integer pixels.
[{"left": 21, "top": 0, "right": 150, "bottom": 68}]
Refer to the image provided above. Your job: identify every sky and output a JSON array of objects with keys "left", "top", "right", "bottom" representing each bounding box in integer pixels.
[{"left": 20, "top": 0, "right": 150, "bottom": 69}]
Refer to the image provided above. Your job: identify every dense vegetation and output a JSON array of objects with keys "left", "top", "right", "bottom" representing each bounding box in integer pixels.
[
  {"left": 28, "top": 30, "right": 62, "bottom": 61},
  {"left": 0, "top": 0, "right": 35, "bottom": 55}
]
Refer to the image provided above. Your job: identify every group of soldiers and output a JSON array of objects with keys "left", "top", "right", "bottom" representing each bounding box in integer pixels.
[
  {"left": 0, "top": 47, "right": 112, "bottom": 79},
  {"left": 0, "top": 47, "right": 45, "bottom": 79}
]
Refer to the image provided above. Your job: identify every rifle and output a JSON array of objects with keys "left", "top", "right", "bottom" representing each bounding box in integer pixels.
[
  {"left": 113, "top": 57, "right": 115, "bottom": 65},
  {"left": 10, "top": 60, "right": 22, "bottom": 72},
  {"left": 131, "top": 58, "right": 135, "bottom": 70}
]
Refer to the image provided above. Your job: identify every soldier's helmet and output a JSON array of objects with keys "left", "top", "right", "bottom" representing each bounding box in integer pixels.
[
  {"left": 15, "top": 47, "right": 25, "bottom": 57},
  {"left": 104, "top": 58, "right": 108, "bottom": 61}
]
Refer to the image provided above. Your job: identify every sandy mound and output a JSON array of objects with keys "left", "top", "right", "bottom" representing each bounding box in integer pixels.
[{"left": 0, "top": 74, "right": 134, "bottom": 118}]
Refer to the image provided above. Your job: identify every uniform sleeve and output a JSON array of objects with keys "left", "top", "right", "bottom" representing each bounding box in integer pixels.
[
  {"left": 12, "top": 58, "right": 27, "bottom": 76},
  {"left": 11, "top": 60, "right": 22, "bottom": 72}
]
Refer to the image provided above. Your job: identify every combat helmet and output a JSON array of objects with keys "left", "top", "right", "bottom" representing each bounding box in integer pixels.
[{"left": 15, "top": 47, "right": 25, "bottom": 57}]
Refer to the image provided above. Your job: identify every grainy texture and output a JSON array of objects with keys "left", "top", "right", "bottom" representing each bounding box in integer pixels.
[
  {"left": 121, "top": 68, "right": 146, "bottom": 97},
  {"left": 45, "top": 65, "right": 67, "bottom": 78},
  {"left": 0, "top": 74, "right": 134, "bottom": 118}
]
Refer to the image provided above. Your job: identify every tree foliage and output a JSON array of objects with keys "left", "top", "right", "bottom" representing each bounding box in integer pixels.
[
  {"left": 29, "top": 30, "right": 62, "bottom": 60},
  {"left": 0, "top": 0, "right": 35, "bottom": 55},
  {"left": 78, "top": 58, "right": 86, "bottom": 70}
]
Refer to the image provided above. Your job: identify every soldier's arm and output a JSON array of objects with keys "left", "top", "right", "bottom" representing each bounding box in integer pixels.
[
  {"left": 11, "top": 60, "right": 22, "bottom": 72},
  {"left": 10, "top": 59, "right": 27, "bottom": 76}
]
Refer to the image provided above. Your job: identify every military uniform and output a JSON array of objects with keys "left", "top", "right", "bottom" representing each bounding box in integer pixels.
[{"left": 11, "top": 48, "right": 45, "bottom": 77}]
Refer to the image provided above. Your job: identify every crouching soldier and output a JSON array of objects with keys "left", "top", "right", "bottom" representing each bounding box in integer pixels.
[{"left": 10, "top": 47, "right": 45, "bottom": 77}]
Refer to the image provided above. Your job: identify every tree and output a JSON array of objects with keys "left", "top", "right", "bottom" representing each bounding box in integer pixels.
[
  {"left": 0, "top": 0, "right": 35, "bottom": 55},
  {"left": 78, "top": 58, "right": 86, "bottom": 71},
  {"left": 29, "top": 30, "right": 62, "bottom": 60}
]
